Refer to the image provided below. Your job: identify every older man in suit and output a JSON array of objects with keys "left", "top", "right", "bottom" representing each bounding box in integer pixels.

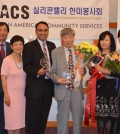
[
  {"left": 0, "top": 22, "right": 12, "bottom": 134},
  {"left": 51, "top": 28, "right": 84, "bottom": 134},
  {"left": 22, "top": 21, "right": 56, "bottom": 134}
]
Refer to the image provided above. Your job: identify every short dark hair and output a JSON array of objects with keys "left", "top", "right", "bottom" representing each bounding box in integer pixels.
[
  {"left": 98, "top": 31, "right": 116, "bottom": 52},
  {"left": 35, "top": 21, "right": 49, "bottom": 30},
  {"left": 118, "top": 29, "right": 120, "bottom": 38},
  {"left": 10, "top": 35, "right": 24, "bottom": 46},
  {"left": 0, "top": 22, "right": 9, "bottom": 33}
]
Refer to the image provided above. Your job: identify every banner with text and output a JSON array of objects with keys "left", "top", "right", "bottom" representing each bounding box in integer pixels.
[{"left": 0, "top": 0, "right": 109, "bottom": 39}]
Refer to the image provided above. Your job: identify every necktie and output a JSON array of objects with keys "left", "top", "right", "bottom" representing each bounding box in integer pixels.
[
  {"left": 0, "top": 44, "right": 5, "bottom": 59},
  {"left": 67, "top": 49, "right": 75, "bottom": 90},
  {"left": 42, "top": 42, "right": 50, "bottom": 79},
  {"left": 42, "top": 42, "right": 48, "bottom": 61}
]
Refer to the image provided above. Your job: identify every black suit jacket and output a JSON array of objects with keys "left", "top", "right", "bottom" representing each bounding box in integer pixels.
[
  {"left": 22, "top": 39, "right": 56, "bottom": 99},
  {"left": 110, "top": 71, "right": 120, "bottom": 89},
  {"left": 110, "top": 71, "right": 120, "bottom": 78},
  {"left": 0, "top": 42, "right": 12, "bottom": 93}
]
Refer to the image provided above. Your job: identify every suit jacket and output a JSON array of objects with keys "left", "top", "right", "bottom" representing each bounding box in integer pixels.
[
  {"left": 110, "top": 71, "right": 120, "bottom": 78},
  {"left": 110, "top": 71, "right": 120, "bottom": 96},
  {"left": 51, "top": 46, "right": 84, "bottom": 100},
  {"left": 22, "top": 39, "right": 56, "bottom": 99},
  {"left": 0, "top": 42, "right": 12, "bottom": 93}
]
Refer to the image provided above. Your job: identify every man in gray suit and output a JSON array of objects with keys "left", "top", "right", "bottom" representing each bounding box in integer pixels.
[
  {"left": 0, "top": 22, "right": 12, "bottom": 134},
  {"left": 51, "top": 28, "right": 84, "bottom": 134}
]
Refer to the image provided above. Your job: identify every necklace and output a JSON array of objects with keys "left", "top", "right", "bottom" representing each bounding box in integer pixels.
[{"left": 14, "top": 56, "right": 23, "bottom": 69}]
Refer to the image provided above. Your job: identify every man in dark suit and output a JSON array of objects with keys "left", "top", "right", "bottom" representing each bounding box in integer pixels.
[
  {"left": 22, "top": 21, "right": 56, "bottom": 134},
  {"left": 0, "top": 22, "right": 12, "bottom": 134}
]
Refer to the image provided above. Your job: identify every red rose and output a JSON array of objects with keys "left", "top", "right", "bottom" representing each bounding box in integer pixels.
[{"left": 75, "top": 51, "right": 80, "bottom": 55}]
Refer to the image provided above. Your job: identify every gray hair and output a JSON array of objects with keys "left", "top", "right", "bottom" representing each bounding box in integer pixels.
[{"left": 60, "top": 28, "right": 75, "bottom": 36}]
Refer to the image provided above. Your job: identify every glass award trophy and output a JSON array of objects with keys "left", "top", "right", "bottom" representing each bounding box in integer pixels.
[
  {"left": 62, "top": 71, "right": 71, "bottom": 87},
  {"left": 40, "top": 57, "right": 49, "bottom": 69},
  {"left": 40, "top": 57, "right": 51, "bottom": 79},
  {"left": 62, "top": 71, "right": 71, "bottom": 80},
  {"left": 91, "top": 55, "right": 104, "bottom": 66}
]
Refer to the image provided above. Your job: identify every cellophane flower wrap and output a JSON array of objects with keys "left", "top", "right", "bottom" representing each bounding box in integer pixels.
[
  {"left": 75, "top": 41, "right": 99, "bottom": 67},
  {"left": 104, "top": 52, "right": 120, "bottom": 72},
  {"left": 73, "top": 42, "right": 98, "bottom": 90}
]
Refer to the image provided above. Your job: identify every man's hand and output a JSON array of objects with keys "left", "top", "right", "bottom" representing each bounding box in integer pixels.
[
  {"left": 37, "top": 67, "right": 49, "bottom": 75},
  {"left": 57, "top": 78, "right": 68, "bottom": 84}
]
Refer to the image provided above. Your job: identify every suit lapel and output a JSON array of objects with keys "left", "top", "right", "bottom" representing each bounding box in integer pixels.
[
  {"left": 46, "top": 41, "right": 53, "bottom": 64},
  {"left": 35, "top": 39, "right": 44, "bottom": 57},
  {"left": 59, "top": 46, "right": 68, "bottom": 71},
  {"left": 6, "top": 42, "right": 11, "bottom": 56},
  {"left": 46, "top": 41, "right": 51, "bottom": 56}
]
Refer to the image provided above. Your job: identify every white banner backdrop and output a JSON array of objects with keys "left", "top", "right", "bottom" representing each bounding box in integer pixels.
[
  {"left": 117, "top": 0, "right": 120, "bottom": 49},
  {"left": 0, "top": 0, "right": 109, "bottom": 39}
]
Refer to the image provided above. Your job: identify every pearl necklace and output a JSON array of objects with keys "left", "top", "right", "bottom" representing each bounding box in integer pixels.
[{"left": 14, "top": 56, "right": 23, "bottom": 69}]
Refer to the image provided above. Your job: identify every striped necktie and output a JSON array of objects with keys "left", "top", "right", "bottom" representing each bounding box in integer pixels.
[
  {"left": 67, "top": 49, "right": 75, "bottom": 90},
  {"left": 0, "top": 44, "right": 5, "bottom": 59},
  {"left": 42, "top": 42, "right": 48, "bottom": 61},
  {"left": 42, "top": 42, "right": 50, "bottom": 79}
]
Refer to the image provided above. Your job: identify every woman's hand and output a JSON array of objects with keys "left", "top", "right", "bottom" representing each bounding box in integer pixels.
[
  {"left": 95, "top": 64, "right": 111, "bottom": 75},
  {"left": 4, "top": 95, "right": 10, "bottom": 106}
]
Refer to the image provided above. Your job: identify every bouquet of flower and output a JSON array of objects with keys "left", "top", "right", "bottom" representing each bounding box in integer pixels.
[
  {"left": 75, "top": 41, "right": 99, "bottom": 67},
  {"left": 73, "top": 42, "right": 98, "bottom": 90},
  {"left": 104, "top": 53, "right": 120, "bottom": 71}
]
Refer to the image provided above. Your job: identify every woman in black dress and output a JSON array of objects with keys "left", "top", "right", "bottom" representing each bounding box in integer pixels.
[
  {"left": 97, "top": 29, "right": 120, "bottom": 134},
  {"left": 94, "top": 31, "right": 119, "bottom": 134}
]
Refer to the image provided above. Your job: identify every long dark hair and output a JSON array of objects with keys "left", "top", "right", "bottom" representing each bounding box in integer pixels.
[{"left": 98, "top": 31, "right": 116, "bottom": 52}]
